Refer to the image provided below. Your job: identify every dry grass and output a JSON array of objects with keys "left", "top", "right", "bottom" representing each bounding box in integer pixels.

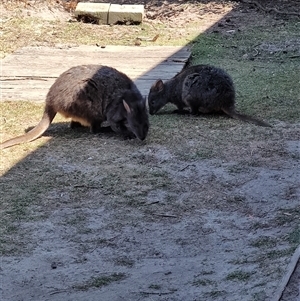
[{"left": 0, "top": 0, "right": 224, "bottom": 58}]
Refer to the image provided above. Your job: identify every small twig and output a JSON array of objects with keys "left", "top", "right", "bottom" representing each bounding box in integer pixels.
[
  {"left": 49, "top": 289, "right": 71, "bottom": 296},
  {"left": 288, "top": 55, "right": 300, "bottom": 59},
  {"left": 1, "top": 77, "right": 48, "bottom": 81},
  {"left": 253, "top": 48, "right": 259, "bottom": 57},
  {"left": 253, "top": 43, "right": 262, "bottom": 48},
  {"left": 139, "top": 290, "right": 177, "bottom": 295},
  {"left": 180, "top": 164, "right": 195, "bottom": 171},
  {"left": 74, "top": 185, "right": 99, "bottom": 189},
  {"left": 153, "top": 213, "right": 177, "bottom": 218},
  {"left": 136, "top": 34, "right": 159, "bottom": 42},
  {"left": 143, "top": 201, "right": 159, "bottom": 206}
]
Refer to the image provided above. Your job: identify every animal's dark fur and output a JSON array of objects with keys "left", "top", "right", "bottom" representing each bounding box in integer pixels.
[
  {"left": 1, "top": 65, "right": 149, "bottom": 149},
  {"left": 148, "top": 65, "right": 271, "bottom": 127}
]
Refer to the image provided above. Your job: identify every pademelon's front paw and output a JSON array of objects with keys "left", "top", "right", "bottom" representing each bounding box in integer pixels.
[
  {"left": 173, "top": 109, "right": 190, "bottom": 115},
  {"left": 123, "top": 131, "right": 136, "bottom": 140}
]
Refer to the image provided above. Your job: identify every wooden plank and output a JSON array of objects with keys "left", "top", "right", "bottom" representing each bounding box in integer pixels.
[
  {"left": 10, "top": 45, "right": 191, "bottom": 57},
  {"left": 1, "top": 67, "right": 182, "bottom": 78},
  {"left": 1, "top": 46, "right": 190, "bottom": 69},
  {"left": 1, "top": 57, "right": 186, "bottom": 66},
  {"left": 1, "top": 86, "right": 154, "bottom": 102},
  {"left": 7, "top": 50, "right": 190, "bottom": 60},
  {"left": 1, "top": 58, "right": 187, "bottom": 69},
  {"left": 0, "top": 45, "right": 191, "bottom": 101}
]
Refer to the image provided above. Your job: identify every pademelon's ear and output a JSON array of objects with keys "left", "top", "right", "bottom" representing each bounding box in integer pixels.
[
  {"left": 152, "top": 79, "right": 164, "bottom": 92},
  {"left": 123, "top": 99, "right": 131, "bottom": 113}
]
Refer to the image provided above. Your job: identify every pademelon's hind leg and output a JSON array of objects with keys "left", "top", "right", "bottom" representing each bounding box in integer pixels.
[
  {"left": 70, "top": 121, "right": 84, "bottom": 129},
  {"left": 198, "top": 106, "right": 213, "bottom": 114},
  {"left": 69, "top": 119, "right": 103, "bottom": 134},
  {"left": 181, "top": 95, "right": 197, "bottom": 115},
  {"left": 90, "top": 119, "right": 105, "bottom": 134}
]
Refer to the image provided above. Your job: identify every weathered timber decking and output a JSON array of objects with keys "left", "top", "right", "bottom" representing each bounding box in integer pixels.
[{"left": 0, "top": 45, "right": 191, "bottom": 102}]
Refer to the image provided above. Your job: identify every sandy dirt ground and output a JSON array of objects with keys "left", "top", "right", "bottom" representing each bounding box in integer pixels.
[{"left": 1, "top": 127, "right": 299, "bottom": 301}]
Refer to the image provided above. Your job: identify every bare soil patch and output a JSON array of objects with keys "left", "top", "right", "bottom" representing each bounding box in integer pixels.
[{"left": 1, "top": 1, "right": 299, "bottom": 301}]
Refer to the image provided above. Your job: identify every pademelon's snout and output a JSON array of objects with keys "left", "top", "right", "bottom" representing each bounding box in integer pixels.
[
  {"left": 149, "top": 107, "right": 157, "bottom": 115},
  {"left": 139, "top": 134, "right": 147, "bottom": 141},
  {"left": 136, "top": 124, "right": 149, "bottom": 141}
]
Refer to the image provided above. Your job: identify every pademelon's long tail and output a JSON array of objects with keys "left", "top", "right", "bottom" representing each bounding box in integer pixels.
[
  {"left": 222, "top": 107, "right": 272, "bottom": 127},
  {"left": 0, "top": 107, "right": 56, "bottom": 149}
]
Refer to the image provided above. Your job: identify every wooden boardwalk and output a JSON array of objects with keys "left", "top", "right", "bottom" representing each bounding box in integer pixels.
[{"left": 0, "top": 45, "right": 191, "bottom": 102}]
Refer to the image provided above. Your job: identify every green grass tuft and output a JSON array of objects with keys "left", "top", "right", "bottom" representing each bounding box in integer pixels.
[
  {"left": 74, "top": 273, "right": 127, "bottom": 290},
  {"left": 226, "top": 270, "right": 253, "bottom": 281},
  {"left": 191, "top": 21, "right": 300, "bottom": 122}
]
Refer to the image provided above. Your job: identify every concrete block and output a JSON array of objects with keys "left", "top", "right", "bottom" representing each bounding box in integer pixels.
[
  {"left": 74, "top": 2, "right": 110, "bottom": 25},
  {"left": 108, "top": 4, "right": 144, "bottom": 25}
]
